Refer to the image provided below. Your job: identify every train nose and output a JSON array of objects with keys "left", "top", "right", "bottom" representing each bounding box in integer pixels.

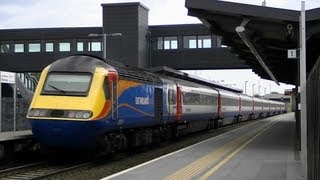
[{"left": 30, "top": 119, "right": 100, "bottom": 149}]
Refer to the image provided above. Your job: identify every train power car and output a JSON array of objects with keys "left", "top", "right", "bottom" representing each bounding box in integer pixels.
[{"left": 27, "top": 55, "right": 286, "bottom": 152}]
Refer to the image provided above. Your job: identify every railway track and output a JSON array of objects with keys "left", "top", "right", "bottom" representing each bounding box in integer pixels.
[
  {"left": 0, "top": 161, "right": 90, "bottom": 180},
  {"left": 0, "top": 118, "right": 267, "bottom": 179}
]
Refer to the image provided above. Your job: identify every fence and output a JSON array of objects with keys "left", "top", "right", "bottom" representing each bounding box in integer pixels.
[
  {"left": 307, "top": 57, "right": 320, "bottom": 180},
  {"left": 0, "top": 98, "right": 30, "bottom": 132}
]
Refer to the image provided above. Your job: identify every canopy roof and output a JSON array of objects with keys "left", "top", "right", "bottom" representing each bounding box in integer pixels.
[{"left": 186, "top": 0, "right": 320, "bottom": 84}]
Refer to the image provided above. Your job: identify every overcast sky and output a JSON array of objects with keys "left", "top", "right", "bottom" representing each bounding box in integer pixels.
[{"left": 1, "top": 0, "right": 318, "bottom": 95}]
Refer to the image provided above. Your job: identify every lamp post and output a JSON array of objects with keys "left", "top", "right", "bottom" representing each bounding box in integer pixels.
[
  {"left": 258, "top": 86, "right": 261, "bottom": 96},
  {"left": 245, "top": 81, "right": 248, "bottom": 95},
  {"left": 88, "top": 33, "right": 122, "bottom": 60},
  {"left": 252, "top": 84, "right": 255, "bottom": 95}
]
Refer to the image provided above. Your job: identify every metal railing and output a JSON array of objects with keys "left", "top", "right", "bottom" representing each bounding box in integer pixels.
[
  {"left": 306, "top": 57, "right": 320, "bottom": 180},
  {"left": 17, "top": 73, "right": 38, "bottom": 92}
]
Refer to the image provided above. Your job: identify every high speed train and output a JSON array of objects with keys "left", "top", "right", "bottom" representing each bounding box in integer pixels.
[{"left": 27, "top": 55, "right": 286, "bottom": 151}]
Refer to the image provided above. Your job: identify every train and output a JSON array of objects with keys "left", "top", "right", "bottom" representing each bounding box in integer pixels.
[{"left": 27, "top": 55, "right": 286, "bottom": 152}]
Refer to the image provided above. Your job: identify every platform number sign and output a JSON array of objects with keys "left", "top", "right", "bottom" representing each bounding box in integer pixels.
[{"left": 288, "top": 49, "right": 297, "bottom": 59}]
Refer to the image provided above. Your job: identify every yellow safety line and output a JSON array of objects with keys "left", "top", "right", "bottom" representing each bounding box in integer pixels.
[
  {"left": 199, "top": 120, "right": 278, "bottom": 180},
  {"left": 164, "top": 119, "right": 279, "bottom": 180}
]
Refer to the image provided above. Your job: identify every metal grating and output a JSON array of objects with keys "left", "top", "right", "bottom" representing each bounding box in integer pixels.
[{"left": 306, "top": 57, "right": 320, "bottom": 180}]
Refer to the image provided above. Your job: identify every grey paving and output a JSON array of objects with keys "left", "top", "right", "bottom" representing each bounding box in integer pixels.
[
  {"left": 103, "top": 113, "right": 302, "bottom": 180},
  {"left": 0, "top": 130, "right": 33, "bottom": 141},
  {"left": 208, "top": 113, "right": 302, "bottom": 180}
]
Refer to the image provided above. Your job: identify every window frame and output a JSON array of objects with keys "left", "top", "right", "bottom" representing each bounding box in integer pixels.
[
  {"left": 14, "top": 43, "right": 24, "bottom": 53},
  {"left": 183, "top": 35, "right": 212, "bottom": 49},
  {"left": 59, "top": 42, "right": 71, "bottom": 52},
  {"left": 41, "top": 72, "right": 93, "bottom": 97},
  {"left": 0, "top": 42, "right": 10, "bottom": 53},
  {"left": 28, "top": 43, "right": 41, "bottom": 52},
  {"left": 156, "top": 36, "right": 178, "bottom": 50},
  {"left": 45, "top": 42, "right": 54, "bottom": 52}
]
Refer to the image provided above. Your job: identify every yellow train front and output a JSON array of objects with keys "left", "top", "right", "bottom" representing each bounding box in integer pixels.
[{"left": 27, "top": 56, "right": 120, "bottom": 149}]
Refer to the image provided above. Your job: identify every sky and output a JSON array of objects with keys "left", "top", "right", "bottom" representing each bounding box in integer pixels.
[{"left": 1, "top": 0, "right": 319, "bottom": 95}]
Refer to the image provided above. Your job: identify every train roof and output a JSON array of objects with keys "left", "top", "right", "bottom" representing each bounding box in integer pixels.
[
  {"left": 104, "top": 60, "right": 162, "bottom": 84},
  {"left": 149, "top": 66, "right": 243, "bottom": 93},
  {"left": 48, "top": 55, "right": 112, "bottom": 74},
  {"left": 49, "top": 55, "right": 162, "bottom": 84}
]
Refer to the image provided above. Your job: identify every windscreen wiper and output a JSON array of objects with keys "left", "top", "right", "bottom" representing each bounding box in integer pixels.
[{"left": 48, "top": 84, "right": 66, "bottom": 93}]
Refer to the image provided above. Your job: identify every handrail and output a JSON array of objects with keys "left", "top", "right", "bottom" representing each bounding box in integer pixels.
[{"left": 17, "top": 73, "right": 38, "bottom": 92}]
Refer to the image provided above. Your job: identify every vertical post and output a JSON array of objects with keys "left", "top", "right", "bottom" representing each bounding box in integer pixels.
[
  {"left": 245, "top": 81, "right": 248, "bottom": 94},
  {"left": 300, "top": 1, "right": 308, "bottom": 179},
  {"left": 0, "top": 71, "right": 2, "bottom": 133},
  {"left": 258, "top": 86, "right": 261, "bottom": 95},
  {"left": 13, "top": 73, "right": 17, "bottom": 131},
  {"left": 103, "top": 34, "right": 107, "bottom": 60},
  {"left": 252, "top": 84, "right": 255, "bottom": 95},
  {"left": 111, "top": 81, "right": 114, "bottom": 120},
  {"left": 269, "top": 83, "right": 271, "bottom": 93}
]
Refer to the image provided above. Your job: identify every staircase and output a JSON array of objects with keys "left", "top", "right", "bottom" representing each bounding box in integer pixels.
[{"left": 16, "top": 73, "right": 38, "bottom": 102}]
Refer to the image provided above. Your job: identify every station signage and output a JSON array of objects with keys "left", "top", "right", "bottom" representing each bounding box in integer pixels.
[
  {"left": 288, "top": 49, "right": 297, "bottom": 59},
  {"left": 0, "top": 71, "right": 15, "bottom": 84}
]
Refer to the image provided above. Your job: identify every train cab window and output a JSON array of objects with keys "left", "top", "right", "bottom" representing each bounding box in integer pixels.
[
  {"left": 42, "top": 73, "right": 92, "bottom": 96},
  {"left": 168, "top": 89, "right": 176, "bottom": 104}
]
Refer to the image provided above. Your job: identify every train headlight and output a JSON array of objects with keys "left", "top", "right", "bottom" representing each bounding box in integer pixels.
[
  {"left": 70, "top": 111, "right": 92, "bottom": 119},
  {"left": 39, "top": 110, "right": 47, "bottom": 117},
  {"left": 28, "top": 109, "right": 34, "bottom": 116},
  {"left": 83, "top": 112, "right": 92, "bottom": 119},
  {"left": 28, "top": 109, "right": 92, "bottom": 119},
  {"left": 68, "top": 111, "right": 76, "bottom": 118},
  {"left": 33, "top": 110, "right": 40, "bottom": 117},
  {"left": 75, "top": 112, "right": 83, "bottom": 119}
]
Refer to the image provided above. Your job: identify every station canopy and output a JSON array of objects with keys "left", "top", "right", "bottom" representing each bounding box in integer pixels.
[{"left": 186, "top": 0, "right": 320, "bottom": 85}]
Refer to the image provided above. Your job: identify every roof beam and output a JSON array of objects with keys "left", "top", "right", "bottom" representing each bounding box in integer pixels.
[{"left": 235, "top": 19, "right": 280, "bottom": 85}]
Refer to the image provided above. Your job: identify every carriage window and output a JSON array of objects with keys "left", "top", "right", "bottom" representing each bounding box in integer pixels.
[
  {"left": 169, "top": 89, "right": 176, "bottom": 104},
  {"left": 222, "top": 98, "right": 238, "bottom": 106},
  {"left": 183, "top": 92, "right": 216, "bottom": 105},
  {"left": 42, "top": 73, "right": 92, "bottom": 96}
]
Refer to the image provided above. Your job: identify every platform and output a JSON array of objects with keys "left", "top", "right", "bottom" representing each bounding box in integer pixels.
[
  {"left": 103, "top": 113, "right": 303, "bottom": 180},
  {"left": 0, "top": 130, "right": 33, "bottom": 142}
]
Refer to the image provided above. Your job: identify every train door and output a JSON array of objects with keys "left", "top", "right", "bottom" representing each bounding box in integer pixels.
[
  {"left": 111, "top": 80, "right": 118, "bottom": 120},
  {"left": 108, "top": 70, "right": 118, "bottom": 120},
  {"left": 168, "top": 85, "right": 176, "bottom": 122},
  {"left": 154, "top": 87, "right": 163, "bottom": 123},
  {"left": 176, "top": 85, "right": 182, "bottom": 121}
]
